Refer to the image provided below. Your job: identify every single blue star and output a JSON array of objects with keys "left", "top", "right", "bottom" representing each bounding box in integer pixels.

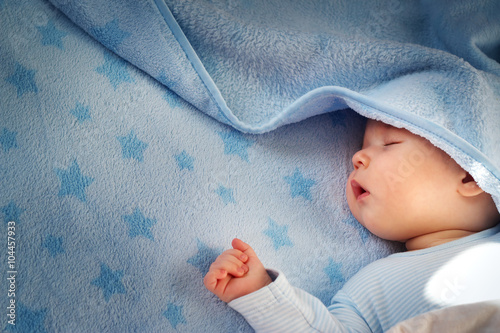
[
  {"left": 37, "top": 20, "right": 68, "bottom": 50},
  {"left": 117, "top": 130, "right": 148, "bottom": 162},
  {"left": 5, "top": 303, "right": 47, "bottom": 333},
  {"left": 91, "top": 263, "right": 126, "bottom": 302},
  {"left": 163, "top": 302, "right": 187, "bottom": 329},
  {"left": 70, "top": 102, "right": 91, "bottom": 122},
  {"left": 96, "top": 51, "right": 134, "bottom": 90},
  {"left": 122, "top": 208, "right": 157, "bottom": 240},
  {"left": 1, "top": 201, "right": 25, "bottom": 224},
  {"left": 217, "top": 129, "right": 255, "bottom": 162},
  {"left": 187, "top": 239, "right": 222, "bottom": 276},
  {"left": 54, "top": 160, "right": 94, "bottom": 202},
  {"left": 263, "top": 218, "right": 293, "bottom": 250},
  {"left": 91, "top": 19, "right": 131, "bottom": 52},
  {"left": 215, "top": 185, "right": 235, "bottom": 205},
  {"left": 324, "top": 258, "right": 345, "bottom": 285},
  {"left": 0, "top": 128, "right": 18, "bottom": 152},
  {"left": 175, "top": 151, "right": 194, "bottom": 171},
  {"left": 284, "top": 168, "right": 316, "bottom": 201},
  {"left": 5, "top": 62, "right": 38, "bottom": 97},
  {"left": 42, "top": 235, "right": 65, "bottom": 257}
]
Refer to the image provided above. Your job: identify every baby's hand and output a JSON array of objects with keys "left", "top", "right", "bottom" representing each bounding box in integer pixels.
[{"left": 204, "top": 238, "right": 272, "bottom": 303}]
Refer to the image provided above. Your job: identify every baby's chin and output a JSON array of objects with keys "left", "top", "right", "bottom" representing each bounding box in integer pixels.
[
  {"left": 350, "top": 212, "right": 372, "bottom": 233},
  {"left": 346, "top": 195, "right": 400, "bottom": 241},
  {"left": 354, "top": 215, "right": 399, "bottom": 241},
  {"left": 370, "top": 227, "right": 408, "bottom": 243},
  {"left": 352, "top": 210, "right": 415, "bottom": 244}
]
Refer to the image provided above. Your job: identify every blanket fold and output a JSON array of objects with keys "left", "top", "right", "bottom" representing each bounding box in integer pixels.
[{"left": 47, "top": 0, "right": 500, "bottom": 207}]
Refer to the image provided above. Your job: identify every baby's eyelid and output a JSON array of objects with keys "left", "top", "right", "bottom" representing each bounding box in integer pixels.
[{"left": 383, "top": 141, "right": 402, "bottom": 147}]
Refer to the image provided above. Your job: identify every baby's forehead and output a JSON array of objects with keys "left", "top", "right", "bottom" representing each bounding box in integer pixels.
[
  {"left": 362, "top": 120, "right": 428, "bottom": 148},
  {"left": 365, "top": 119, "right": 407, "bottom": 136},
  {"left": 363, "top": 119, "right": 438, "bottom": 149}
]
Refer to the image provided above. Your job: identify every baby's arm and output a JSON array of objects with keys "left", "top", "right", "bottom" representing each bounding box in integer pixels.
[
  {"left": 205, "top": 239, "right": 367, "bottom": 332},
  {"left": 204, "top": 238, "right": 272, "bottom": 303}
]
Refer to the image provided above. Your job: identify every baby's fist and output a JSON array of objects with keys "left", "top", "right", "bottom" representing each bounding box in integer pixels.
[{"left": 204, "top": 239, "right": 272, "bottom": 303}]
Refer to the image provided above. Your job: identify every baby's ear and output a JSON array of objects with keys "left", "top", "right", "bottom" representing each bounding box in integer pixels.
[{"left": 457, "top": 172, "right": 484, "bottom": 197}]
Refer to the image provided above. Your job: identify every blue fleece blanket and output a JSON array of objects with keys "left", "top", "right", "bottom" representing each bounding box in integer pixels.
[{"left": 1, "top": 0, "right": 499, "bottom": 332}]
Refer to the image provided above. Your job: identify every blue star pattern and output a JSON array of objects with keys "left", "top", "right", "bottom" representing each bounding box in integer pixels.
[
  {"left": 163, "top": 302, "right": 187, "bottom": 329},
  {"left": 215, "top": 185, "right": 235, "bottom": 205},
  {"left": 122, "top": 208, "right": 157, "bottom": 240},
  {"left": 284, "top": 168, "right": 316, "bottom": 201},
  {"left": 117, "top": 130, "right": 148, "bottom": 162},
  {"left": 96, "top": 52, "right": 134, "bottom": 90},
  {"left": 263, "top": 218, "right": 293, "bottom": 250},
  {"left": 0, "top": 128, "right": 17, "bottom": 152},
  {"left": 187, "top": 239, "right": 222, "bottom": 276},
  {"left": 5, "top": 62, "right": 38, "bottom": 97},
  {"left": 42, "top": 235, "right": 65, "bottom": 257},
  {"left": 5, "top": 303, "right": 47, "bottom": 333},
  {"left": 37, "top": 20, "right": 68, "bottom": 50},
  {"left": 323, "top": 258, "right": 345, "bottom": 285},
  {"left": 91, "top": 263, "right": 126, "bottom": 302},
  {"left": 217, "top": 129, "right": 255, "bottom": 162},
  {"left": 91, "top": 19, "right": 131, "bottom": 52},
  {"left": 54, "top": 160, "right": 94, "bottom": 202},
  {"left": 0, "top": 0, "right": 456, "bottom": 331},
  {"left": 70, "top": 102, "right": 91, "bottom": 122},
  {"left": 175, "top": 151, "right": 194, "bottom": 171},
  {"left": 1, "top": 201, "right": 25, "bottom": 223}
]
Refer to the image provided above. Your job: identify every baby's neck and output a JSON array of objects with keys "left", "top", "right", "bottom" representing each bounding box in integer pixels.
[{"left": 405, "top": 230, "right": 476, "bottom": 251}]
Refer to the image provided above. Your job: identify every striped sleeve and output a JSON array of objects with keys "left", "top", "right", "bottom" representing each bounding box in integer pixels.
[
  {"left": 228, "top": 270, "right": 368, "bottom": 333},
  {"left": 228, "top": 227, "right": 500, "bottom": 332}
]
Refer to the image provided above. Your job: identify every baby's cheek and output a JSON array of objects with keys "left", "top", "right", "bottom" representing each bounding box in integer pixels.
[{"left": 381, "top": 167, "right": 409, "bottom": 192}]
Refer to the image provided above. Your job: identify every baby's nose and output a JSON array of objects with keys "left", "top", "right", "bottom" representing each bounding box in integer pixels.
[{"left": 352, "top": 150, "right": 369, "bottom": 169}]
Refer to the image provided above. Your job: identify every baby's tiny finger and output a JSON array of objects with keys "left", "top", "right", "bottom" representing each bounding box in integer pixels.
[
  {"left": 217, "top": 269, "right": 228, "bottom": 279},
  {"left": 208, "top": 257, "right": 241, "bottom": 279},
  {"left": 203, "top": 271, "right": 218, "bottom": 291},
  {"left": 222, "top": 249, "right": 248, "bottom": 263},
  {"left": 220, "top": 252, "right": 246, "bottom": 267}
]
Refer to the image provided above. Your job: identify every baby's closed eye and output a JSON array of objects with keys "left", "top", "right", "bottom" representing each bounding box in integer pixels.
[{"left": 383, "top": 141, "right": 402, "bottom": 147}]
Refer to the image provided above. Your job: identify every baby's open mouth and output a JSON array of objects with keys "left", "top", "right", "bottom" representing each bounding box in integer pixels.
[{"left": 351, "top": 180, "right": 370, "bottom": 201}]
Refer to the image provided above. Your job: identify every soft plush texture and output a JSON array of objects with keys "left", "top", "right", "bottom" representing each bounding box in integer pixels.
[{"left": 0, "top": 0, "right": 498, "bottom": 332}]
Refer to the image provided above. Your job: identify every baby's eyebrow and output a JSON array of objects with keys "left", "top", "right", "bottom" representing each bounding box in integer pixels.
[
  {"left": 381, "top": 124, "right": 411, "bottom": 137},
  {"left": 361, "top": 125, "right": 407, "bottom": 147},
  {"left": 381, "top": 123, "right": 404, "bottom": 132}
]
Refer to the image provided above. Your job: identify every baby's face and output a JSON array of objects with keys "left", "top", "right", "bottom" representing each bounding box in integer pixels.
[{"left": 346, "top": 120, "right": 462, "bottom": 242}]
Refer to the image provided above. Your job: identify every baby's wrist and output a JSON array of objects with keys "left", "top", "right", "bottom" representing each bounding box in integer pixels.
[{"left": 228, "top": 271, "right": 275, "bottom": 303}]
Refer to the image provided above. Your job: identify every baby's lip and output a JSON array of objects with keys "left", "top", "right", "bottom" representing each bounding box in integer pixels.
[{"left": 351, "top": 180, "right": 370, "bottom": 201}]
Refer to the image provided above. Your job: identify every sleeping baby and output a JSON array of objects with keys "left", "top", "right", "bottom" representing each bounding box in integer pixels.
[{"left": 204, "top": 119, "right": 500, "bottom": 332}]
